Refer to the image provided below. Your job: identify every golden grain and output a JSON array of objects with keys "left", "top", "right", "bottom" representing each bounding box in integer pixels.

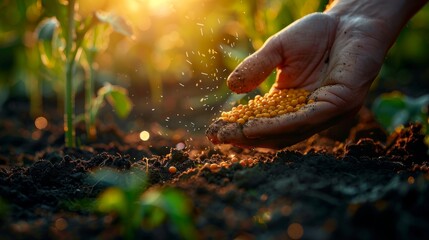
[{"left": 220, "top": 89, "right": 313, "bottom": 124}]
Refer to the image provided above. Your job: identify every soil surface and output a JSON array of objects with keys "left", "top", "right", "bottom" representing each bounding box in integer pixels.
[{"left": 0, "top": 99, "right": 429, "bottom": 240}]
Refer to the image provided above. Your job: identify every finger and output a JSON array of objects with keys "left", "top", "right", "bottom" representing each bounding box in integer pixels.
[
  {"left": 227, "top": 35, "right": 283, "bottom": 93},
  {"left": 206, "top": 120, "right": 249, "bottom": 147},
  {"left": 216, "top": 122, "right": 246, "bottom": 145},
  {"left": 206, "top": 119, "right": 229, "bottom": 144}
]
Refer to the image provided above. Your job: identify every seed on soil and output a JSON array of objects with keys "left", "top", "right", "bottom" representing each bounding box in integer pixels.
[
  {"left": 239, "top": 160, "right": 247, "bottom": 167},
  {"left": 210, "top": 163, "right": 220, "bottom": 172},
  {"left": 220, "top": 161, "right": 229, "bottom": 168},
  {"left": 219, "top": 88, "right": 314, "bottom": 124},
  {"left": 231, "top": 157, "right": 239, "bottom": 163},
  {"left": 168, "top": 166, "right": 177, "bottom": 174}
]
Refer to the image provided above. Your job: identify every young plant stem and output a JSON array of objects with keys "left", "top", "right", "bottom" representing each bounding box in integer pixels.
[
  {"left": 85, "top": 50, "right": 96, "bottom": 140},
  {"left": 65, "top": 0, "right": 76, "bottom": 147}
]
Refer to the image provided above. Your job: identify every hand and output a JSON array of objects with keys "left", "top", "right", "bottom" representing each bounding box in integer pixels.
[{"left": 207, "top": 9, "right": 397, "bottom": 149}]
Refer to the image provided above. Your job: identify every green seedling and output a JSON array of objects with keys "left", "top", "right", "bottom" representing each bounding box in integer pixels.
[
  {"left": 91, "top": 168, "right": 196, "bottom": 240},
  {"left": 372, "top": 92, "right": 429, "bottom": 143},
  {"left": 83, "top": 83, "right": 133, "bottom": 140},
  {"left": 36, "top": 0, "right": 133, "bottom": 147},
  {"left": 0, "top": 0, "right": 43, "bottom": 116}
]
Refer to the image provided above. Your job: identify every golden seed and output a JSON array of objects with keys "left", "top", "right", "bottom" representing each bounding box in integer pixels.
[
  {"left": 210, "top": 163, "right": 220, "bottom": 171},
  {"left": 239, "top": 160, "right": 247, "bottom": 167},
  {"left": 168, "top": 166, "right": 177, "bottom": 174},
  {"left": 228, "top": 116, "right": 237, "bottom": 122},
  {"left": 219, "top": 88, "right": 310, "bottom": 124}
]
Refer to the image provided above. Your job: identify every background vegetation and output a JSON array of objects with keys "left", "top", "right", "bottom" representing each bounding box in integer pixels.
[{"left": 1, "top": 0, "right": 428, "bottom": 137}]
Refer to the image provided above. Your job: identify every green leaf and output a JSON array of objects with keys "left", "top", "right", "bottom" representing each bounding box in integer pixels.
[
  {"left": 141, "top": 205, "right": 167, "bottom": 228},
  {"left": 106, "top": 86, "right": 133, "bottom": 119},
  {"left": 97, "top": 187, "right": 126, "bottom": 213},
  {"left": 372, "top": 92, "right": 407, "bottom": 132},
  {"left": 83, "top": 24, "right": 111, "bottom": 54},
  {"left": 95, "top": 12, "right": 133, "bottom": 37},
  {"left": 95, "top": 84, "right": 133, "bottom": 119},
  {"left": 372, "top": 92, "right": 429, "bottom": 133},
  {"left": 141, "top": 188, "right": 197, "bottom": 240},
  {"left": 36, "top": 17, "right": 59, "bottom": 41}
]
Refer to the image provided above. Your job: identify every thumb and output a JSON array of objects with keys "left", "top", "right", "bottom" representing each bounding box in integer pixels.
[{"left": 227, "top": 35, "right": 284, "bottom": 93}]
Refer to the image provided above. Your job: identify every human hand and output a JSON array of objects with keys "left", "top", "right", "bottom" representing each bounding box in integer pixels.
[{"left": 207, "top": 2, "right": 406, "bottom": 149}]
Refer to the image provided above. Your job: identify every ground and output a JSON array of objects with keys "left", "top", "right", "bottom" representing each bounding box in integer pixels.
[{"left": 0, "top": 99, "right": 428, "bottom": 240}]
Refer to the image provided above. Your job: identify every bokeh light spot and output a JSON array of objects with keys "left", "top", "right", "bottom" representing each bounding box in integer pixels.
[
  {"left": 287, "top": 223, "right": 304, "bottom": 239},
  {"left": 34, "top": 116, "right": 48, "bottom": 130},
  {"left": 176, "top": 142, "right": 185, "bottom": 150},
  {"left": 408, "top": 176, "right": 415, "bottom": 184},
  {"left": 54, "top": 218, "right": 68, "bottom": 231},
  {"left": 140, "top": 131, "right": 150, "bottom": 141}
]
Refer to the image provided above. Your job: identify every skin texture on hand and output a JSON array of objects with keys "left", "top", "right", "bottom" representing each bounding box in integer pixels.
[{"left": 207, "top": 0, "right": 428, "bottom": 149}]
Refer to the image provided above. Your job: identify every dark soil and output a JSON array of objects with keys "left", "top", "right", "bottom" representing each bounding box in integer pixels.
[{"left": 0, "top": 100, "right": 429, "bottom": 240}]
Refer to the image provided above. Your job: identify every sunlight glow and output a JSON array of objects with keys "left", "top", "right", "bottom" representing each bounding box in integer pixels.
[
  {"left": 148, "top": 0, "right": 175, "bottom": 17},
  {"left": 140, "top": 130, "right": 150, "bottom": 141}
]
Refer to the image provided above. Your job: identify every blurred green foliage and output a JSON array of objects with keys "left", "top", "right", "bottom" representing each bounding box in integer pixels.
[
  {"left": 1, "top": 0, "right": 428, "bottom": 126},
  {"left": 91, "top": 168, "right": 196, "bottom": 240},
  {"left": 376, "top": 4, "right": 429, "bottom": 96},
  {"left": 372, "top": 92, "right": 429, "bottom": 135}
]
